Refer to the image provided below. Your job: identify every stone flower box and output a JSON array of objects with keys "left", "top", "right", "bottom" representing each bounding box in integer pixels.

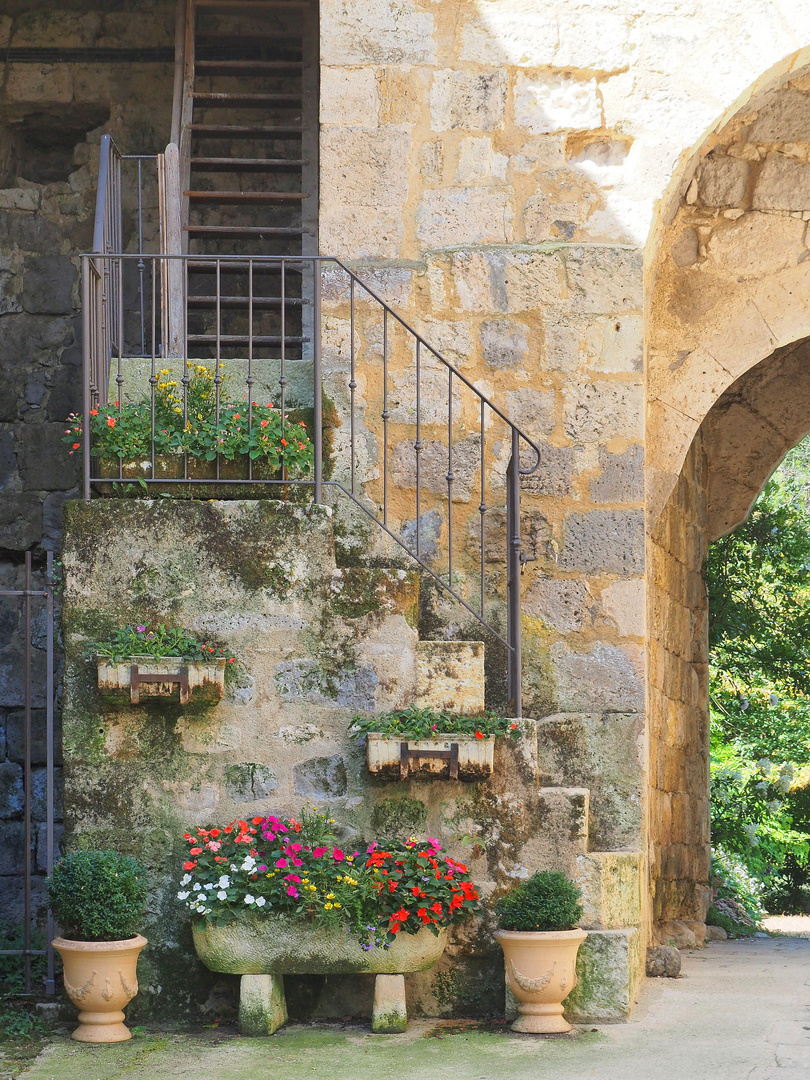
[
  {"left": 192, "top": 913, "right": 447, "bottom": 1035},
  {"left": 366, "top": 732, "right": 495, "bottom": 780},
  {"left": 94, "top": 455, "right": 279, "bottom": 499},
  {"left": 97, "top": 656, "right": 226, "bottom": 706}
]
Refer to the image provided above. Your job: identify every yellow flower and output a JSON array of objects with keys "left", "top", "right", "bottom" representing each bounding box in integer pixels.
[
  {"left": 324, "top": 902, "right": 333, "bottom": 910},
  {"left": 326, "top": 893, "right": 335, "bottom": 900}
]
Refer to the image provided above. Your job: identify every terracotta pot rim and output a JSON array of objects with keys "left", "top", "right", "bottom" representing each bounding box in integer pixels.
[
  {"left": 52, "top": 934, "right": 148, "bottom": 952},
  {"left": 494, "top": 928, "right": 587, "bottom": 942}
]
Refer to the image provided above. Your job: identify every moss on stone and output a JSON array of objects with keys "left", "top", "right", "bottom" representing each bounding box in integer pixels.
[{"left": 371, "top": 797, "right": 429, "bottom": 837}]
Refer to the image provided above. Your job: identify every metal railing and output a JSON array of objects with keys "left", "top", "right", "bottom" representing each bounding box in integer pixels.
[
  {"left": 0, "top": 552, "right": 56, "bottom": 995},
  {"left": 82, "top": 135, "right": 542, "bottom": 714}
]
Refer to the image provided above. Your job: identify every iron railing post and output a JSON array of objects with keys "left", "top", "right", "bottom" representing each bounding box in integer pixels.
[
  {"left": 313, "top": 259, "right": 323, "bottom": 504},
  {"left": 23, "top": 553, "right": 32, "bottom": 992},
  {"left": 82, "top": 257, "right": 91, "bottom": 500},
  {"left": 506, "top": 428, "right": 522, "bottom": 718},
  {"left": 45, "top": 552, "right": 55, "bottom": 995}
]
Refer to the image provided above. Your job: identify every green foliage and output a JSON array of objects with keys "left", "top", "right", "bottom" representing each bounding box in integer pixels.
[
  {"left": 707, "top": 439, "right": 810, "bottom": 905},
  {"left": 493, "top": 871, "right": 583, "bottom": 932},
  {"left": 86, "top": 623, "right": 236, "bottom": 663},
  {"left": 48, "top": 850, "right": 148, "bottom": 942},
  {"left": 710, "top": 846, "right": 764, "bottom": 924},
  {"left": 763, "top": 854, "right": 810, "bottom": 915},
  {"left": 349, "top": 706, "right": 521, "bottom": 741},
  {"left": 0, "top": 921, "right": 49, "bottom": 1042},
  {"left": 62, "top": 363, "right": 314, "bottom": 476}
]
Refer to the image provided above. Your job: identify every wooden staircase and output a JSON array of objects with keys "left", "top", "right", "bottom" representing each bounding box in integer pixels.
[{"left": 175, "top": 0, "right": 318, "bottom": 361}]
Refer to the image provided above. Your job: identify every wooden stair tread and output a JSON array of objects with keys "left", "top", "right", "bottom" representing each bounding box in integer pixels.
[
  {"left": 192, "top": 92, "right": 301, "bottom": 104},
  {"left": 190, "top": 157, "right": 306, "bottom": 170},
  {"left": 185, "top": 190, "right": 308, "bottom": 202},
  {"left": 187, "top": 295, "right": 306, "bottom": 306},
  {"left": 184, "top": 224, "right": 307, "bottom": 235},
  {"left": 190, "top": 124, "right": 303, "bottom": 136},
  {"left": 195, "top": 60, "right": 303, "bottom": 72}
]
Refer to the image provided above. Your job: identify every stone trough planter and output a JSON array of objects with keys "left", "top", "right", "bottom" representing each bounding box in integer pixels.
[
  {"left": 97, "top": 656, "right": 226, "bottom": 706},
  {"left": 366, "top": 732, "right": 495, "bottom": 780},
  {"left": 192, "top": 913, "right": 447, "bottom": 1034}
]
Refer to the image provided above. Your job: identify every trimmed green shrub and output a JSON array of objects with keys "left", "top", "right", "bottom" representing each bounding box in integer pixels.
[
  {"left": 493, "top": 871, "right": 583, "bottom": 932},
  {"left": 48, "top": 851, "right": 148, "bottom": 942}
]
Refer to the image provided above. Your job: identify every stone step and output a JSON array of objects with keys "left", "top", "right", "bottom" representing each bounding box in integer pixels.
[
  {"left": 576, "top": 850, "right": 644, "bottom": 931},
  {"left": 513, "top": 787, "right": 590, "bottom": 878},
  {"left": 414, "top": 640, "right": 485, "bottom": 715}
]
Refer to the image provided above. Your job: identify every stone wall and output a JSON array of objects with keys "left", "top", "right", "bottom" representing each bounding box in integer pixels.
[
  {"left": 647, "top": 434, "right": 710, "bottom": 941},
  {"left": 61, "top": 498, "right": 643, "bottom": 1023},
  {"left": 0, "top": 2, "right": 173, "bottom": 927}
]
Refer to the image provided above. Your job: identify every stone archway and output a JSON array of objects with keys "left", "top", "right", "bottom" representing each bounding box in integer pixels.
[{"left": 647, "top": 65, "right": 810, "bottom": 940}]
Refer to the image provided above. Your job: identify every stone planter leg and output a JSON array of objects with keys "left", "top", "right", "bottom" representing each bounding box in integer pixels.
[
  {"left": 372, "top": 974, "right": 407, "bottom": 1034},
  {"left": 238, "top": 974, "right": 288, "bottom": 1036}
]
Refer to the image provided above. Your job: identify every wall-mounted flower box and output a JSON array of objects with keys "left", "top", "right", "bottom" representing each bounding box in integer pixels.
[
  {"left": 366, "top": 732, "right": 495, "bottom": 780},
  {"left": 97, "top": 656, "right": 226, "bottom": 705}
]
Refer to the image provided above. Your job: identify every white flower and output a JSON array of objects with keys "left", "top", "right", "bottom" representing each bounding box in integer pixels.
[
  {"left": 181, "top": 874, "right": 192, "bottom": 886},
  {"left": 242, "top": 856, "right": 256, "bottom": 871},
  {"left": 255, "top": 897, "right": 266, "bottom": 908},
  {"left": 193, "top": 883, "right": 202, "bottom": 892},
  {"left": 244, "top": 895, "right": 255, "bottom": 905},
  {"left": 177, "top": 890, "right": 190, "bottom": 900},
  {"left": 218, "top": 875, "right": 231, "bottom": 889},
  {"left": 217, "top": 890, "right": 228, "bottom": 900}
]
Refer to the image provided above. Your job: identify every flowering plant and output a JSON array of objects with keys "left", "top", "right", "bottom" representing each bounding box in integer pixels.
[
  {"left": 86, "top": 623, "right": 236, "bottom": 664},
  {"left": 63, "top": 364, "right": 314, "bottom": 477},
  {"left": 177, "top": 807, "right": 479, "bottom": 946},
  {"left": 349, "top": 706, "right": 521, "bottom": 741}
]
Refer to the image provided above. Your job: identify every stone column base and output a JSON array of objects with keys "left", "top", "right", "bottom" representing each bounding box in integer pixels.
[{"left": 372, "top": 974, "right": 407, "bottom": 1033}]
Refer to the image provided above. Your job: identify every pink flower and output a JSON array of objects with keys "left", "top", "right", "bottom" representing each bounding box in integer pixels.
[
  {"left": 313, "top": 847, "right": 327, "bottom": 857},
  {"left": 206, "top": 841, "right": 221, "bottom": 852},
  {"left": 290, "top": 843, "right": 303, "bottom": 853},
  {"left": 291, "top": 857, "right": 303, "bottom": 867},
  {"left": 284, "top": 874, "right": 301, "bottom": 883},
  {"left": 286, "top": 886, "right": 299, "bottom": 898},
  {"left": 136, "top": 625, "right": 146, "bottom": 633},
  {"left": 276, "top": 858, "right": 288, "bottom": 869},
  {"left": 333, "top": 848, "right": 345, "bottom": 862}
]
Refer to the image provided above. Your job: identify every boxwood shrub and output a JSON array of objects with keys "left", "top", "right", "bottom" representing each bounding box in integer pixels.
[
  {"left": 48, "top": 851, "right": 148, "bottom": 942},
  {"left": 494, "top": 871, "right": 583, "bottom": 932}
]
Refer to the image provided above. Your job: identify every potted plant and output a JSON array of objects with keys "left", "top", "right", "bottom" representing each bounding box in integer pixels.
[
  {"left": 48, "top": 850, "right": 148, "bottom": 1043},
  {"left": 350, "top": 706, "right": 522, "bottom": 780},
  {"left": 493, "top": 871, "right": 587, "bottom": 1034},
  {"left": 89, "top": 623, "right": 235, "bottom": 705},
  {"left": 179, "top": 808, "right": 480, "bottom": 1034}
]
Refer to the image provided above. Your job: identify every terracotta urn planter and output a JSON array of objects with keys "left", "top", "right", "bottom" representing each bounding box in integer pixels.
[
  {"left": 52, "top": 934, "right": 147, "bottom": 1043},
  {"left": 97, "top": 655, "right": 226, "bottom": 705},
  {"left": 494, "top": 928, "right": 587, "bottom": 1033},
  {"left": 366, "top": 732, "right": 495, "bottom": 780}
]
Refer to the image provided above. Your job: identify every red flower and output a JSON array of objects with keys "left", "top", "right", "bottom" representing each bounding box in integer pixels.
[
  {"left": 183, "top": 860, "right": 196, "bottom": 870},
  {"left": 417, "top": 908, "right": 430, "bottom": 922},
  {"left": 392, "top": 908, "right": 409, "bottom": 922},
  {"left": 252, "top": 816, "right": 262, "bottom": 826},
  {"left": 280, "top": 438, "right": 287, "bottom": 447},
  {"left": 475, "top": 731, "right": 483, "bottom": 739},
  {"left": 210, "top": 829, "right": 221, "bottom": 838},
  {"left": 106, "top": 417, "right": 116, "bottom": 428},
  {"left": 390, "top": 922, "right": 400, "bottom": 934},
  {"left": 450, "top": 895, "right": 464, "bottom": 911},
  {"left": 189, "top": 847, "right": 203, "bottom": 856},
  {"left": 72, "top": 442, "right": 80, "bottom": 450},
  {"left": 431, "top": 902, "right": 443, "bottom": 915},
  {"left": 89, "top": 409, "right": 98, "bottom": 416}
]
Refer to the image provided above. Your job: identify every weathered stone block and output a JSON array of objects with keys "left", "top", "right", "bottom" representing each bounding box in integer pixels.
[
  {"left": 22, "top": 256, "right": 75, "bottom": 315},
  {"left": 416, "top": 188, "right": 513, "bottom": 246},
  {"left": 515, "top": 787, "right": 590, "bottom": 877},
  {"left": 456, "top": 137, "right": 507, "bottom": 183},
  {"left": 320, "top": 0, "right": 436, "bottom": 65},
  {"left": 514, "top": 73, "right": 601, "bottom": 134},
  {"left": 563, "top": 382, "right": 643, "bottom": 444},
  {"left": 670, "top": 226, "right": 700, "bottom": 267},
  {"left": 5, "top": 63, "right": 72, "bottom": 103},
  {"left": 0, "top": 760, "right": 23, "bottom": 818},
  {"left": 747, "top": 88, "right": 810, "bottom": 142},
  {"left": 519, "top": 445, "right": 575, "bottom": 498},
  {"left": 276, "top": 659, "right": 378, "bottom": 710},
  {"left": 225, "top": 764, "right": 279, "bottom": 803},
  {"left": 536, "top": 714, "right": 644, "bottom": 850},
  {"left": 320, "top": 67, "right": 379, "bottom": 127},
  {"left": 601, "top": 578, "right": 645, "bottom": 638},
  {"left": 372, "top": 974, "right": 407, "bottom": 1033},
  {"left": 564, "top": 928, "right": 643, "bottom": 1023},
  {"left": 480, "top": 320, "right": 529, "bottom": 369},
  {"left": 523, "top": 578, "right": 594, "bottom": 634},
  {"left": 415, "top": 640, "right": 485, "bottom": 715},
  {"left": 565, "top": 247, "right": 643, "bottom": 314},
  {"left": 292, "top": 755, "right": 348, "bottom": 799},
  {"left": 753, "top": 153, "right": 810, "bottom": 211},
  {"left": 559, "top": 509, "right": 644, "bottom": 575},
  {"left": 697, "top": 154, "right": 749, "bottom": 207},
  {"left": 430, "top": 71, "right": 506, "bottom": 131},
  {"left": 576, "top": 851, "right": 643, "bottom": 931},
  {"left": 390, "top": 435, "right": 481, "bottom": 501},
  {"left": 590, "top": 445, "right": 644, "bottom": 505},
  {"left": 706, "top": 211, "right": 805, "bottom": 277}
]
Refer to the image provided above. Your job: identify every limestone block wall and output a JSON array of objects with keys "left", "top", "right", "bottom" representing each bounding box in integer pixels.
[
  {"left": 647, "top": 434, "right": 710, "bottom": 932},
  {"left": 61, "top": 498, "right": 643, "bottom": 1022}
]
